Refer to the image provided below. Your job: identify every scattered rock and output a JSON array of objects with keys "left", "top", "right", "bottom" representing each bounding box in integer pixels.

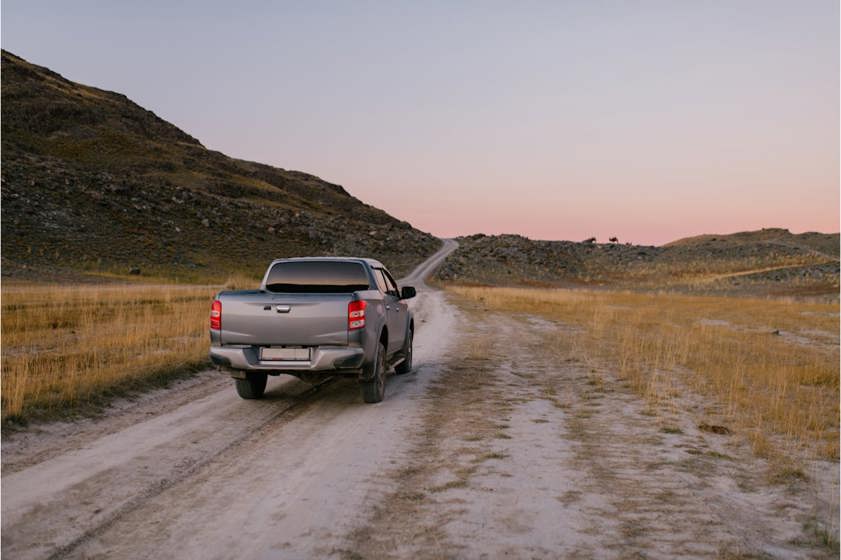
[{"left": 698, "top": 423, "right": 731, "bottom": 435}]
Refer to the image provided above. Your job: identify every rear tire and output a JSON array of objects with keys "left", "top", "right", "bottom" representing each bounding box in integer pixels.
[
  {"left": 394, "top": 328, "right": 413, "bottom": 375},
  {"left": 235, "top": 372, "right": 267, "bottom": 399},
  {"left": 361, "top": 342, "right": 386, "bottom": 403}
]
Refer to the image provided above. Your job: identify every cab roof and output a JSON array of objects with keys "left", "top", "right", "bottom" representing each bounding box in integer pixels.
[{"left": 269, "top": 256, "right": 385, "bottom": 269}]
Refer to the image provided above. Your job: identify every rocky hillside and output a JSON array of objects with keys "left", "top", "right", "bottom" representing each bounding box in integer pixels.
[
  {"left": 1, "top": 51, "right": 440, "bottom": 281},
  {"left": 436, "top": 230, "right": 839, "bottom": 296},
  {"left": 665, "top": 228, "right": 839, "bottom": 258}
]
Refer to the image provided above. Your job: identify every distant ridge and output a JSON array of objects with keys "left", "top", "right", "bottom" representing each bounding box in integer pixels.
[
  {"left": 435, "top": 229, "right": 839, "bottom": 296},
  {"left": 665, "top": 228, "right": 839, "bottom": 258},
  {"left": 0, "top": 50, "right": 439, "bottom": 280}
]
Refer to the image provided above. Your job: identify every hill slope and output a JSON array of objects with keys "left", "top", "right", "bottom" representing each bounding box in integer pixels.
[
  {"left": 665, "top": 228, "right": 839, "bottom": 258},
  {"left": 1, "top": 51, "right": 439, "bottom": 281},
  {"left": 435, "top": 229, "right": 839, "bottom": 297}
]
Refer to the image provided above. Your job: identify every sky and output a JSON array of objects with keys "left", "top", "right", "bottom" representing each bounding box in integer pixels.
[{"left": 2, "top": 1, "right": 838, "bottom": 244}]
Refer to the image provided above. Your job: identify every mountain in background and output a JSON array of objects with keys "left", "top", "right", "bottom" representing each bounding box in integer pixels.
[
  {"left": 436, "top": 229, "right": 839, "bottom": 297},
  {"left": 0, "top": 50, "right": 439, "bottom": 281}
]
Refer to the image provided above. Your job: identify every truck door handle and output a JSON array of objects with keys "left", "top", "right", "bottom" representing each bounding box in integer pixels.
[
  {"left": 385, "top": 305, "right": 391, "bottom": 310},
  {"left": 276, "top": 305, "right": 291, "bottom": 313}
]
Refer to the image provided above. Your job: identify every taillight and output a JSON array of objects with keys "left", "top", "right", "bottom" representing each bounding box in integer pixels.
[
  {"left": 210, "top": 300, "right": 222, "bottom": 330},
  {"left": 348, "top": 300, "right": 366, "bottom": 330}
]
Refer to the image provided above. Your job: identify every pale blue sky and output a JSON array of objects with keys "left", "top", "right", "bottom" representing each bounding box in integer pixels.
[{"left": 3, "top": 1, "right": 838, "bottom": 243}]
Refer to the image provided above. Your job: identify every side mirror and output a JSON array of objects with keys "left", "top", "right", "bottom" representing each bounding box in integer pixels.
[{"left": 400, "top": 286, "right": 416, "bottom": 300}]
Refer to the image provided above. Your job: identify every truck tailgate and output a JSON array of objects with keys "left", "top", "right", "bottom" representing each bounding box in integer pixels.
[{"left": 220, "top": 293, "right": 351, "bottom": 346}]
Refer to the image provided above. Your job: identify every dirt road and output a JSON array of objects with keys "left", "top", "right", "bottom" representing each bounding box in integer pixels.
[
  {"left": 2, "top": 238, "right": 836, "bottom": 559},
  {"left": 1, "top": 240, "right": 458, "bottom": 559}
]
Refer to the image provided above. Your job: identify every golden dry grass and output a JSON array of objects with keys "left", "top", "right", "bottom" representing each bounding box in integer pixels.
[
  {"left": 449, "top": 286, "right": 840, "bottom": 461},
  {"left": 619, "top": 254, "right": 825, "bottom": 282},
  {"left": 1, "top": 283, "right": 221, "bottom": 421}
]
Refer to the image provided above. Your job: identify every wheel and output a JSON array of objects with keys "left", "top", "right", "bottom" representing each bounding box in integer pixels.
[
  {"left": 394, "top": 328, "right": 414, "bottom": 375},
  {"left": 361, "top": 342, "right": 386, "bottom": 403},
  {"left": 235, "top": 372, "right": 267, "bottom": 399}
]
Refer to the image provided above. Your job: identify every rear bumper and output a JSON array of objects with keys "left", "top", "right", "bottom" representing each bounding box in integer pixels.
[{"left": 209, "top": 345, "right": 365, "bottom": 373}]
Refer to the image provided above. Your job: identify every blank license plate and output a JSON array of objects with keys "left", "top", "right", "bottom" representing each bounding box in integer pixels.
[{"left": 260, "top": 347, "right": 310, "bottom": 361}]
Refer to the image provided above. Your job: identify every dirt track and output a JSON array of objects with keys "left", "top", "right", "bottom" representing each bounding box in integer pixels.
[
  {"left": 1, "top": 241, "right": 458, "bottom": 559},
  {"left": 2, "top": 239, "right": 837, "bottom": 559}
]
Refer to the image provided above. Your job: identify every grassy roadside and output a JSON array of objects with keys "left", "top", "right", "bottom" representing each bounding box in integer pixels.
[
  {"left": 1, "top": 283, "right": 223, "bottom": 425},
  {"left": 447, "top": 286, "right": 840, "bottom": 463}
]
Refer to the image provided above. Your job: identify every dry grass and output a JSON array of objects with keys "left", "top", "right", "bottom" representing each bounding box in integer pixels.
[
  {"left": 221, "top": 273, "right": 262, "bottom": 290},
  {"left": 2, "top": 283, "right": 221, "bottom": 422},
  {"left": 619, "top": 255, "right": 825, "bottom": 283},
  {"left": 449, "top": 286, "right": 840, "bottom": 461}
]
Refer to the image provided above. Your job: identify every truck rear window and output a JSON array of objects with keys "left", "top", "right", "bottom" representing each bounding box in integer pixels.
[{"left": 264, "top": 261, "right": 370, "bottom": 293}]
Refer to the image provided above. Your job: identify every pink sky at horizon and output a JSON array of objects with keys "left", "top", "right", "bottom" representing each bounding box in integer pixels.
[{"left": 3, "top": 1, "right": 838, "bottom": 245}]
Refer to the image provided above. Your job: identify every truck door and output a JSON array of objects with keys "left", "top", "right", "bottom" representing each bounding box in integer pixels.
[{"left": 374, "top": 268, "right": 404, "bottom": 355}]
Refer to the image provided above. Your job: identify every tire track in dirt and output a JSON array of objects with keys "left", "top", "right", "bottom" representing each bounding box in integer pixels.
[{"left": 5, "top": 375, "right": 338, "bottom": 560}]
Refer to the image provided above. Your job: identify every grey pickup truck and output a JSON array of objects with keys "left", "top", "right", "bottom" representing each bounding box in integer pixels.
[{"left": 209, "top": 257, "right": 416, "bottom": 403}]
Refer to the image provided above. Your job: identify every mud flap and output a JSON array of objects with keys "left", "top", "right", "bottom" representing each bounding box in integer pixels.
[
  {"left": 358, "top": 363, "right": 377, "bottom": 383},
  {"left": 358, "top": 351, "right": 381, "bottom": 383}
]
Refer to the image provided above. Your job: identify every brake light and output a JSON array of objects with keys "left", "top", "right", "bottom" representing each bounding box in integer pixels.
[
  {"left": 348, "top": 300, "right": 366, "bottom": 330},
  {"left": 210, "top": 300, "right": 222, "bottom": 330}
]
